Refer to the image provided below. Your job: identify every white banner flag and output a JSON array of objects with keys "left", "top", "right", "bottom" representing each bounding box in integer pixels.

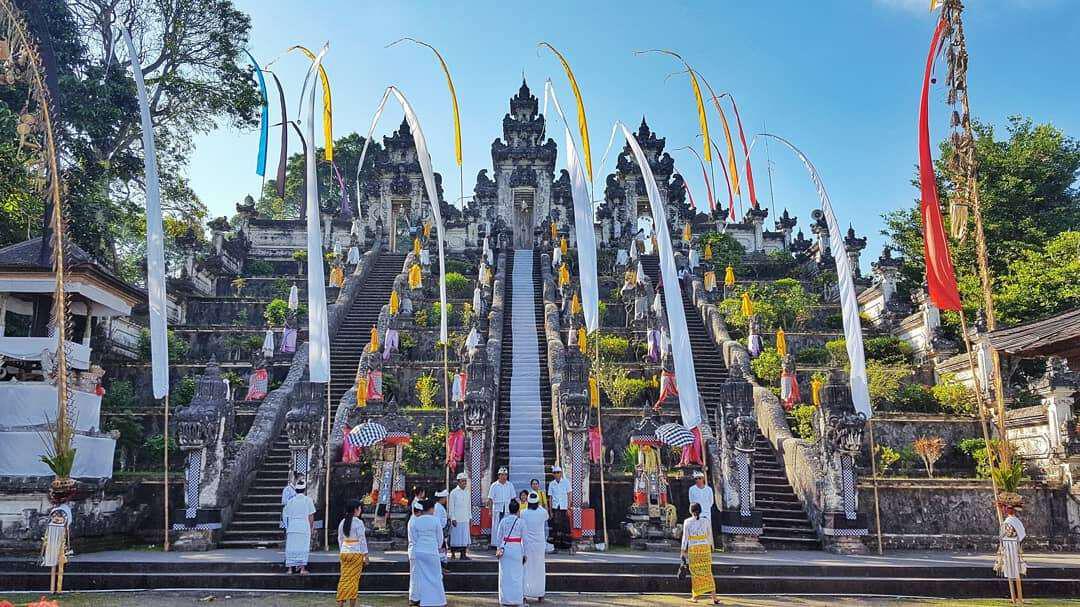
[
  {"left": 762, "top": 134, "right": 872, "bottom": 417},
  {"left": 357, "top": 87, "right": 449, "bottom": 342},
  {"left": 122, "top": 30, "right": 168, "bottom": 399},
  {"left": 616, "top": 122, "right": 702, "bottom": 429},
  {"left": 545, "top": 81, "right": 599, "bottom": 333},
  {"left": 304, "top": 45, "right": 331, "bottom": 383}
]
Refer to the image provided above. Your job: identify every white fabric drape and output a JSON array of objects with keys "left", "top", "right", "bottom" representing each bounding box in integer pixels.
[
  {"left": 122, "top": 30, "right": 168, "bottom": 399},
  {"left": 0, "top": 384, "right": 101, "bottom": 431},
  {"left": 763, "top": 135, "right": 871, "bottom": 417},
  {"left": 0, "top": 431, "right": 115, "bottom": 478},
  {"left": 357, "top": 87, "right": 449, "bottom": 342},
  {"left": 616, "top": 122, "right": 702, "bottom": 428},
  {"left": 303, "top": 45, "right": 332, "bottom": 383},
  {"left": 545, "top": 81, "right": 599, "bottom": 333},
  {"left": 288, "top": 285, "right": 299, "bottom": 311}
]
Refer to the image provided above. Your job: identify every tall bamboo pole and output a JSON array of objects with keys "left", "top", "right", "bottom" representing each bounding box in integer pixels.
[
  {"left": 866, "top": 418, "right": 883, "bottom": 554},
  {"left": 163, "top": 393, "right": 170, "bottom": 551},
  {"left": 324, "top": 382, "right": 331, "bottom": 550},
  {"left": 594, "top": 334, "right": 609, "bottom": 549}
]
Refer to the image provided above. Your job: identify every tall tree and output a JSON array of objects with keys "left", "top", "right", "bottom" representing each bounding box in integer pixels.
[{"left": 883, "top": 116, "right": 1080, "bottom": 325}]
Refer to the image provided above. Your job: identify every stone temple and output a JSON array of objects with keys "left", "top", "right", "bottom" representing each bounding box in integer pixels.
[{"left": 2, "top": 79, "right": 1079, "bottom": 596}]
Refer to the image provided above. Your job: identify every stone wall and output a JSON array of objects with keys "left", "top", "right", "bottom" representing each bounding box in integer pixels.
[
  {"left": 862, "top": 413, "right": 985, "bottom": 476},
  {"left": 858, "top": 481, "right": 1079, "bottom": 550},
  {"left": 0, "top": 482, "right": 149, "bottom": 554}
]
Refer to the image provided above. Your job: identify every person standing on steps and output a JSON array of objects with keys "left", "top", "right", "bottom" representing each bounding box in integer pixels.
[
  {"left": 434, "top": 489, "right": 449, "bottom": 563},
  {"left": 335, "top": 498, "right": 368, "bottom": 607},
  {"left": 408, "top": 498, "right": 447, "bottom": 607},
  {"left": 282, "top": 480, "right": 315, "bottom": 575},
  {"left": 546, "top": 466, "right": 570, "bottom": 553},
  {"left": 522, "top": 492, "right": 550, "bottom": 602},
  {"left": 688, "top": 470, "right": 715, "bottom": 547},
  {"left": 487, "top": 467, "right": 516, "bottom": 548},
  {"left": 448, "top": 473, "right": 472, "bottom": 560},
  {"left": 681, "top": 503, "right": 719, "bottom": 604},
  {"left": 280, "top": 475, "right": 302, "bottom": 547},
  {"left": 496, "top": 499, "right": 528, "bottom": 606}
]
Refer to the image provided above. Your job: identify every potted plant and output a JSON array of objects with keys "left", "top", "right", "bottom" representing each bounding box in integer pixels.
[
  {"left": 40, "top": 416, "right": 77, "bottom": 502},
  {"left": 292, "top": 249, "right": 308, "bottom": 274}
]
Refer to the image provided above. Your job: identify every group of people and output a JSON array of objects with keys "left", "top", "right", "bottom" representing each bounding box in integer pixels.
[{"left": 279, "top": 466, "right": 722, "bottom": 606}]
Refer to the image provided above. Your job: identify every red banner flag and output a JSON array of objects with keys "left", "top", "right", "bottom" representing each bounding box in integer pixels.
[{"left": 918, "top": 17, "right": 963, "bottom": 311}]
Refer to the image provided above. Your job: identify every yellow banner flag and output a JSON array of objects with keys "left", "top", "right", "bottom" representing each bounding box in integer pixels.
[
  {"left": 413, "top": 237, "right": 421, "bottom": 255},
  {"left": 578, "top": 327, "right": 587, "bottom": 354},
  {"left": 741, "top": 292, "right": 754, "bottom": 318},
  {"left": 560, "top": 237, "right": 568, "bottom": 257},
  {"left": 356, "top": 376, "right": 368, "bottom": 407},
  {"left": 408, "top": 264, "right": 422, "bottom": 289},
  {"left": 559, "top": 264, "right": 570, "bottom": 287},
  {"left": 571, "top": 292, "right": 581, "bottom": 315},
  {"left": 688, "top": 70, "right": 712, "bottom": 162},
  {"left": 369, "top": 325, "right": 379, "bottom": 352},
  {"left": 704, "top": 243, "right": 713, "bottom": 260},
  {"left": 540, "top": 43, "right": 593, "bottom": 182},
  {"left": 811, "top": 376, "right": 823, "bottom": 407},
  {"left": 551, "top": 222, "right": 558, "bottom": 241},
  {"left": 289, "top": 46, "right": 333, "bottom": 161},
  {"left": 423, "top": 222, "right": 431, "bottom": 238},
  {"left": 724, "top": 265, "right": 735, "bottom": 287},
  {"left": 776, "top": 328, "right": 787, "bottom": 358},
  {"left": 589, "top": 376, "right": 600, "bottom": 408}
]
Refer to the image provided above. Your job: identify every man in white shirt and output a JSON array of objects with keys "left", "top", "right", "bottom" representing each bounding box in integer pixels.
[
  {"left": 546, "top": 465, "right": 570, "bottom": 552},
  {"left": 687, "top": 470, "right": 715, "bottom": 547},
  {"left": 448, "top": 473, "right": 471, "bottom": 560},
  {"left": 486, "top": 467, "right": 516, "bottom": 548},
  {"left": 434, "top": 489, "right": 449, "bottom": 557}
]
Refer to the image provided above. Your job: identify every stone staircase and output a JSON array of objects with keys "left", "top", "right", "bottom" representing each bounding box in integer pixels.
[
  {"left": 640, "top": 255, "right": 820, "bottom": 550},
  {"left": 494, "top": 250, "right": 555, "bottom": 488},
  {"left": 220, "top": 252, "right": 405, "bottom": 548}
]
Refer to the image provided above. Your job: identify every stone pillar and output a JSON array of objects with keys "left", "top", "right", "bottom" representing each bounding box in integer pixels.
[
  {"left": 810, "top": 210, "right": 831, "bottom": 265},
  {"left": 844, "top": 226, "right": 867, "bottom": 278},
  {"left": 871, "top": 247, "right": 902, "bottom": 307},
  {"left": 717, "top": 374, "right": 764, "bottom": 552},
  {"left": 814, "top": 370, "right": 869, "bottom": 554},
  {"left": 774, "top": 209, "right": 797, "bottom": 249},
  {"left": 462, "top": 343, "right": 495, "bottom": 547},
  {"left": 558, "top": 348, "right": 593, "bottom": 548},
  {"left": 745, "top": 207, "right": 769, "bottom": 253},
  {"left": 172, "top": 360, "right": 233, "bottom": 550}
]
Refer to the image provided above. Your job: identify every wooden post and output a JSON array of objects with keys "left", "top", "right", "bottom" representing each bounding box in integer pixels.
[
  {"left": 866, "top": 417, "right": 883, "bottom": 555},
  {"left": 444, "top": 341, "right": 451, "bottom": 491},
  {"left": 594, "top": 336, "right": 609, "bottom": 549},
  {"left": 163, "top": 392, "right": 171, "bottom": 551},
  {"left": 324, "top": 382, "right": 332, "bottom": 551}
]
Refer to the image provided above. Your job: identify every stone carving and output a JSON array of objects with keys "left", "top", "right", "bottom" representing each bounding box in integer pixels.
[
  {"left": 286, "top": 382, "right": 325, "bottom": 478},
  {"left": 175, "top": 359, "right": 232, "bottom": 451},
  {"left": 508, "top": 166, "right": 538, "bottom": 189},
  {"left": 560, "top": 348, "right": 590, "bottom": 433},
  {"left": 814, "top": 369, "right": 869, "bottom": 553},
  {"left": 624, "top": 407, "right": 678, "bottom": 550},
  {"left": 716, "top": 373, "right": 763, "bottom": 550}
]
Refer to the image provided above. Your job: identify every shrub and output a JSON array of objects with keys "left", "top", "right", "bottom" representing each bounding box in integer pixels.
[
  {"left": 750, "top": 349, "right": 783, "bottom": 384},
  {"left": 863, "top": 336, "right": 914, "bottom": 365},
  {"left": 598, "top": 362, "right": 650, "bottom": 408},
  {"left": 402, "top": 425, "right": 447, "bottom": 477},
  {"left": 697, "top": 231, "right": 746, "bottom": 270},
  {"left": 102, "top": 380, "right": 137, "bottom": 410},
  {"left": 825, "top": 338, "right": 849, "bottom": 366},
  {"left": 866, "top": 360, "right": 914, "bottom": 408},
  {"left": 796, "top": 346, "right": 830, "bottom": 366},
  {"left": 958, "top": 438, "right": 993, "bottom": 479},
  {"left": 415, "top": 374, "right": 440, "bottom": 409},
  {"left": 430, "top": 302, "right": 454, "bottom": 326},
  {"left": 264, "top": 298, "right": 289, "bottom": 326},
  {"left": 144, "top": 434, "right": 179, "bottom": 469},
  {"left": 912, "top": 436, "right": 946, "bottom": 478},
  {"left": 890, "top": 384, "right": 940, "bottom": 413},
  {"left": 444, "top": 272, "right": 470, "bottom": 297},
  {"left": 595, "top": 333, "right": 632, "bottom": 360},
  {"left": 138, "top": 329, "right": 189, "bottom": 363},
  {"left": 231, "top": 277, "right": 247, "bottom": 296},
  {"left": 273, "top": 278, "right": 293, "bottom": 298},
  {"left": 790, "top": 404, "right": 817, "bottom": 442},
  {"left": 460, "top": 302, "right": 475, "bottom": 327},
  {"left": 292, "top": 249, "right": 308, "bottom": 262},
  {"left": 931, "top": 372, "right": 977, "bottom": 414},
  {"left": 399, "top": 332, "right": 418, "bottom": 355},
  {"left": 622, "top": 445, "right": 641, "bottom": 474},
  {"left": 245, "top": 260, "right": 274, "bottom": 276},
  {"left": 598, "top": 300, "right": 608, "bottom": 323},
  {"left": 444, "top": 259, "right": 472, "bottom": 276},
  {"left": 173, "top": 376, "right": 198, "bottom": 407},
  {"left": 875, "top": 445, "right": 901, "bottom": 476},
  {"left": 716, "top": 279, "right": 818, "bottom": 333}
]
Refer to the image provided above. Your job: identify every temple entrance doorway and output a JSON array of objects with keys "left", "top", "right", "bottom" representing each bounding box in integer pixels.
[{"left": 513, "top": 189, "right": 534, "bottom": 249}]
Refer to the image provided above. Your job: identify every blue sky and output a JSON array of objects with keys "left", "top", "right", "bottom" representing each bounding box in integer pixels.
[{"left": 189, "top": 0, "right": 1079, "bottom": 264}]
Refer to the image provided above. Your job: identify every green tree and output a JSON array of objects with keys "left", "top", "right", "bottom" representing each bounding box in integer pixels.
[
  {"left": 995, "top": 231, "right": 1080, "bottom": 326},
  {"left": 883, "top": 117, "right": 1080, "bottom": 324}
]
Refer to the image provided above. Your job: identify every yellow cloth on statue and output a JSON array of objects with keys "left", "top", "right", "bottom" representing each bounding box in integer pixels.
[
  {"left": 641, "top": 445, "right": 660, "bottom": 473},
  {"left": 329, "top": 266, "right": 345, "bottom": 288},
  {"left": 551, "top": 222, "right": 558, "bottom": 240},
  {"left": 776, "top": 328, "right": 787, "bottom": 358},
  {"left": 683, "top": 223, "right": 692, "bottom": 243},
  {"left": 369, "top": 326, "right": 379, "bottom": 352},
  {"left": 688, "top": 543, "right": 715, "bottom": 597},
  {"left": 577, "top": 328, "right": 587, "bottom": 353},
  {"left": 423, "top": 222, "right": 431, "bottom": 238},
  {"left": 724, "top": 265, "right": 735, "bottom": 287},
  {"left": 336, "top": 552, "right": 365, "bottom": 601},
  {"left": 811, "top": 377, "right": 823, "bottom": 407},
  {"left": 571, "top": 293, "right": 581, "bottom": 315},
  {"left": 560, "top": 237, "right": 568, "bottom": 257},
  {"left": 389, "top": 290, "right": 400, "bottom": 315},
  {"left": 704, "top": 244, "right": 713, "bottom": 260},
  {"left": 559, "top": 264, "right": 570, "bottom": 287},
  {"left": 408, "top": 264, "right": 422, "bottom": 289},
  {"left": 741, "top": 293, "right": 754, "bottom": 318},
  {"left": 356, "top": 376, "right": 368, "bottom": 406},
  {"left": 589, "top": 376, "right": 599, "bottom": 408},
  {"left": 704, "top": 271, "right": 716, "bottom": 292},
  {"left": 413, "top": 238, "right": 421, "bottom": 255}
]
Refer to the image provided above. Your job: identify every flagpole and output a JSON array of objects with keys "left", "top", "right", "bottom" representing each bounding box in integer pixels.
[
  {"left": 594, "top": 335, "right": 609, "bottom": 549},
  {"left": 866, "top": 417, "right": 882, "bottom": 555},
  {"left": 324, "top": 382, "right": 332, "bottom": 550},
  {"left": 956, "top": 308, "right": 1003, "bottom": 523},
  {"left": 163, "top": 393, "right": 170, "bottom": 551}
]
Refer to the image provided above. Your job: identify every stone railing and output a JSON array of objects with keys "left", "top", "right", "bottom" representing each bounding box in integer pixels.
[
  {"left": 212, "top": 236, "right": 382, "bottom": 542},
  {"left": 539, "top": 250, "right": 567, "bottom": 464},
  {"left": 482, "top": 248, "right": 508, "bottom": 488}
]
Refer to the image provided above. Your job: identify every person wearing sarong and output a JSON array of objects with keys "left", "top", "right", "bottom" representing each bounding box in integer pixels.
[
  {"left": 681, "top": 503, "right": 718, "bottom": 604},
  {"left": 449, "top": 473, "right": 472, "bottom": 560},
  {"left": 496, "top": 500, "right": 528, "bottom": 606},
  {"left": 529, "top": 479, "right": 548, "bottom": 510},
  {"left": 486, "top": 467, "right": 516, "bottom": 548},
  {"left": 336, "top": 499, "right": 368, "bottom": 607},
  {"left": 546, "top": 466, "right": 570, "bottom": 552},
  {"left": 407, "top": 498, "right": 447, "bottom": 607},
  {"left": 434, "top": 489, "right": 449, "bottom": 561},
  {"left": 688, "top": 470, "right": 715, "bottom": 546},
  {"left": 996, "top": 492, "right": 1027, "bottom": 605},
  {"left": 522, "top": 493, "right": 549, "bottom": 602},
  {"left": 282, "top": 481, "right": 315, "bottom": 574}
]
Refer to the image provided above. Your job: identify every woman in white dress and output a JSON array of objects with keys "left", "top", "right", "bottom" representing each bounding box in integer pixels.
[
  {"left": 496, "top": 499, "right": 528, "bottom": 606},
  {"left": 521, "top": 493, "right": 549, "bottom": 602},
  {"left": 407, "top": 498, "right": 447, "bottom": 607},
  {"left": 681, "top": 503, "right": 719, "bottom": 604},
  {"left": 996, "top": 492, "right": 1027, "bottom": 605}
]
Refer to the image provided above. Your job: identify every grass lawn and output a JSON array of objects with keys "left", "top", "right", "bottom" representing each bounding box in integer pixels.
[{"left": 0, "top": 593, "right": 1077, "bottom": 607}]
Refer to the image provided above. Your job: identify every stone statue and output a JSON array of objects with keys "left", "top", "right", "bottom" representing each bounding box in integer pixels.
[
  {"left": 814, "top": 369, "right": 869, "bottom": 553},
  {"left": 716, "top": 373, "right": 763, "bottom": 551},
  {"left": 624, "top": 407, "right": 678, "bottom": 550}
]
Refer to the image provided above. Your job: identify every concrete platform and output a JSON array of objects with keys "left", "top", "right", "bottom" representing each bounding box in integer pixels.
[{"left": 3, "top": 548, "right": 1080, "bottom": 598}]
